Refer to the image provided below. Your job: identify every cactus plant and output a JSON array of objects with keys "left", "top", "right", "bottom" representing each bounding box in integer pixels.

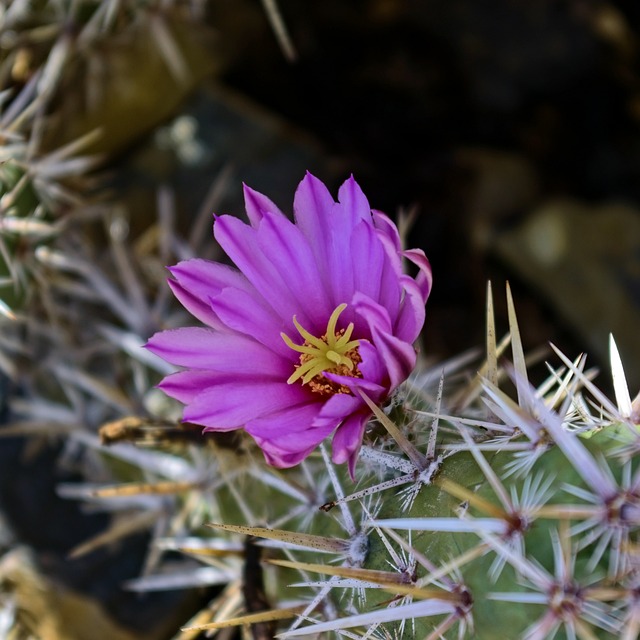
[
  {"left": 0, "top": 6, "right": 637, "bottom": 638},
  {"left": 49, "top": 177, "right": 638, "bottom": 640}
]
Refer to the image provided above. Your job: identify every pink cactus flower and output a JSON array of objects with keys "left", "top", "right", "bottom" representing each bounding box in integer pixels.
[{"left": 146, "top": 173, "right": 432, "bottom": 475}]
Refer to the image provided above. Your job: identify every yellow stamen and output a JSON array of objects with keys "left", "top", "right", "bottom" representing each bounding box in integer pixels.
[{"left": 281, "top": 304, "right": 362, "bottom": 396}]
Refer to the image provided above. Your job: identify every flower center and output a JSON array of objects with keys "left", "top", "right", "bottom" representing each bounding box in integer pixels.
[{"left": 281, "top": 303, "right": 362, "bottom": 396}]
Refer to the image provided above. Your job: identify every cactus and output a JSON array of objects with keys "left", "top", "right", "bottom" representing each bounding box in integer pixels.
[
  {"left": 0, "top": 4, "right": 637, "bottom": 639},
  {"left": 1, "top": 141, "right": 637, "bottom": 637},
  {"left": 54, "top": 268, "right": 639, "bottom": 640}
]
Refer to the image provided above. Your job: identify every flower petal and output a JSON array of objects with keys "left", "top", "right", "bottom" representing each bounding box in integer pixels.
[
  {"left": 293, "top": 172, "right": 335, "bottom": 269},
  {"left": 370, "top": 325, "right": 417, "bottom": 391},
  {"left": 394, "top": 275, "right": 427, "bottom": 344},
  {"left": 354, "top": 340, "right": 386, "bottom": 386},
  {"left": 332, "top": 412, "right": 370, "bottom": 477},
  {"left": 337, "top": 175, "right": 373, "bottom": 227},
  {"left": 293, "top": 174, "right": 380, "bottom": 314},
  {"left": 146, "top": 328, "right": 290, "bottom": 374},
  {"left": 209, "top": 287, "right": 290, "bottom": 357},
  {"left": 167, "top": 280, "right": 226, "bottom": 330},
  {"left": 350, "top": 220, "right": 385, "bottom": 306},
  {"left": 246, "top": 403, "right": 322, "bottom": 438},
  {"left": 313, "top": 393, "right": 362, "bottom": 431},
  {"left": 403, "top": 248, "right": 433, "bottom": 302},
  {"left": 261, "top": 445, "right": 318, "bottom": 468},
  {"left": 351, "top": 293, "right": 416, "bottom": 390},
  {"left": 245, "top": 403, "right": 331, "bottom": 467},
  {"left": 214, "top": 215, "right": 313, "bottom": 330},
  {"left": 188, "top": 381, "right": 311, "bottom": 428},
  {"left": 256, "top": 210, "right": 332, "bottom": 331},
  {"left": 323, "top": 372, "right": 386, "bottom": 400},
  {"left": 169, "top": 259, "right": 253, "bottom": 302},
  {"left": 167, "top": 259, "right": 257, "bottom": 331},
  {"left": 243, "top": 183, "right": 285, "bottom": 227},
  {"left": 159, "top": 370, "right": 237, "bottom": 403},
  {"left": 373, "top": 210, "right": 402, "bottom": 252},
  {"left": 393, "top": 249, "right": 432, "bottom": 342},
  {"left": 352, "top": 292, "right": 393, "bottom": 335},
  {"left": 293, "top": 173, "right": 355, "bottom": 308}
]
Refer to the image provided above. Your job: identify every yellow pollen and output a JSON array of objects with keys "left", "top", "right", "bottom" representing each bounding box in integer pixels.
[{"left": 281, "top": 303, "right": 362, "bottom": 396}]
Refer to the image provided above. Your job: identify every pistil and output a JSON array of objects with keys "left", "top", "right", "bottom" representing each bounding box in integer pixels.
[{"left": 281, "top": 304, "right": 361, "bottom": 395}]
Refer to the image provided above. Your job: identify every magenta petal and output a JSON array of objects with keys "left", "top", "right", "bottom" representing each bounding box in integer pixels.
[
  {"left": 146, "top": 328, "right": 290, "bottom": 374},
  {"left": 209, "top": 287, "right": 290, "bottom": 357},
  {"left": 167, "top": 259, "right": 256, "bottom": 331},
  {"left": 370, "top": 325, "right": 417, "bottom": 391},
  {"left": 313, "top": 393, "right": 362, "bottom": 430},
  {"left": 394, "top": 276, "right": 427, "bottom": 344},
  {"left": 324, "top": 372, "right": 386, "bottom": 402},
  {"left": 332, "top": 412, "right": 369, "bottom": 477},
  {"left": 293, "top": 174, "right": 377, "bottom": 312},
  {"left": 325, "top": 205, "right": 356, "bottom": 310},
  {"left": 246, "top": 403, "right": 322, "bottom": 438},
  {"left": 293, "top": 173, "right": 356, "bottom": 308},
  {"left": 403, "top": 248, "right": 433, "bottom": 302},
  {"left": 261, "top": 445, "right": 317, "bottom": 468},
  {"left": 246, "top": 403, "right": 330, "bottom": 463},
  {"left": 169, "top": 259, "right": 252, "bottom": 301},
  {"left": 367, "top": 232, "right": 404, "bottom": 323},
  {"left": 352, "top": 292, "right": 393, "bottom": 335},
  {"left": 393, "top": 249, "right": 432, "bottom": 342},
  {"left": 293, "top": 172, "right": 335, "bottom": 265},
  {"left": 186, "top": 381, "right": 310, "bottom": 428},
  {"left": 256, "top": 210, "right": 332, "bottom": 330},
  {"left": 159, "top": 370, "right": 232, "bottom": 403},
  {"left": 353, "top": 340, "right": 386, "bottom": 386},
  {"left": 243, "top": 184, "right": 285, "bottom": 227},
  {"left": 337, "top": 175, "right": 372, "bottom": 226},
  {"left": 352, "top": 293, "right": 415, "bottom": 389},
  {"left": 373, "top": 210, "right": 402, "bottom": 252},
  {"left": 214, "top": 215, "right": 311, "bottom": 328},
  {"left": 350, "top": 221, "right": 385, "bottom": 305},
  {"left": 167, "top": 280, "right": 225, "bottom": 330}
]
